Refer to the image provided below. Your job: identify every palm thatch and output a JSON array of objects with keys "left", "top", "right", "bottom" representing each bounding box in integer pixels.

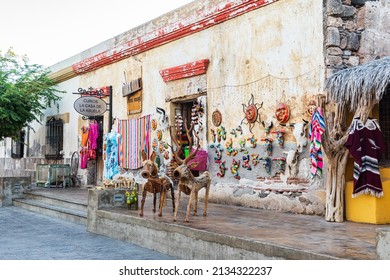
[{"left": 325, "top": 56, "right": 390, "bottom": 111}]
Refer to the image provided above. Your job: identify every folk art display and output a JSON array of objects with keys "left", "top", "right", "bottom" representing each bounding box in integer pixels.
[
  {"left": 139, "top": 150, "right": 175, "bottom": 217},
  {"left": 169, "top": 121, "right": 211, "bottom": 223}
]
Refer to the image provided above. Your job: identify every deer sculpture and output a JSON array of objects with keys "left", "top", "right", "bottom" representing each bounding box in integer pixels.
[
  {"left": 139, "top": 150, "right": 175, "bottom": 217},
  {"left": 170, "top": 121, "right": 211, "bottom": 223}
]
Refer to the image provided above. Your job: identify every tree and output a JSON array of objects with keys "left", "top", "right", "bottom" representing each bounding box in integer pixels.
[{"left": 0, "top": 49, "right": 62, "bottom": 140}]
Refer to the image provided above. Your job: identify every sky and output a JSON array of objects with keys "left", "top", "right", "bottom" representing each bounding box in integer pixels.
[{"left": 0, "top": 0, "right": 194, "bottom": 67}]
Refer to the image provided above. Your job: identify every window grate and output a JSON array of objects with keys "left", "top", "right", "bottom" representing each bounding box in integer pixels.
[
  {"left": 11, "top": 130, "right": 25, "bottom": 158},
  {"left": 45, "top": 117, "right": 64, "bottom": 160}
]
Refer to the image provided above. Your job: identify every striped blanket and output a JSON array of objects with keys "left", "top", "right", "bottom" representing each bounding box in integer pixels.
[{"left": 118, "top": 115, "right": 151, "bottom": 170}]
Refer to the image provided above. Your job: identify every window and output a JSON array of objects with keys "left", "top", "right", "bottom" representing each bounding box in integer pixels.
[
  {"left": 45, "top": 117, "right": 64, "bottom": 160},
  {"left": 379, "top": 86, "right": 390, "bottom": 167},
  {"left": 11, "top": 130, "right": 25, "bottom": 158}
]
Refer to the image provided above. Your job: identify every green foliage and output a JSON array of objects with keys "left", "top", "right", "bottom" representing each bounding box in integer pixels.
[{"left": 0, "top": 49, "right": 63, "bottom": 140}]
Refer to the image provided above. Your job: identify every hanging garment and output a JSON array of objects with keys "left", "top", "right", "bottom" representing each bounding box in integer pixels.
[
  {"left": 103, "top": 131, "right": 120, "bottom": 179},
  {"left": 88, "top": 120, "right": 99, "bottom": 150},
  {"left": 81, "top": 126, "right": 89, "bottom": 147},
  {"left": 80, "top": 147, "right": 89, "bottom": 169},
  {"left": 345, "top": 118, "right": 386, "bottom": 198},
  {"left": 309, "top": 107, "right": 326, "bottom": 178},
  {"left": 118, "top": 115, "right": 151, "bottom": 170}
]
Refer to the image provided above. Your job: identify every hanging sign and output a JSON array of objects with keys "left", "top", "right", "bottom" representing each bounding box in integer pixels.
[{"left": 74, "top": 96, "right": 107, "bottom": 117}]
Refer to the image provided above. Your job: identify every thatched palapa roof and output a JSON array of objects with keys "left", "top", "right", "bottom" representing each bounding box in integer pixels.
[{"left": 325, "top": 56, "right": 390, "bottom": 111}]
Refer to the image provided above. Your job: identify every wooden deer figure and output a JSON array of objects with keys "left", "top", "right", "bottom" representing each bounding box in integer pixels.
[
  {"left": 139, "top": 150, "right": 175, "bottom": 217},
  {"left": 170, "top": 121, "right": 211, "bottom": 223}
]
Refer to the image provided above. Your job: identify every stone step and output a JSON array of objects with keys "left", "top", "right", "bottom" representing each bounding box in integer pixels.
[
  {"left": 22, "top": 192, "right": 88, "bottom": 213},
  {"left": 13, "top": 198, "right": 87, "bottom": 225}
]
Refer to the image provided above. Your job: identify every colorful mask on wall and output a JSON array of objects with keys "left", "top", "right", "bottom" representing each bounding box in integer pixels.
[
  {"left": 275, "top": 102, "right": 290, "bottom": 124},
  {"left": 307, "top": 99, "right": 317, "bottom": 117},
  {"left": 241, "top": 94, "right": 263, "bottom": 133},
  {"left": 212, "top": 109, "right": 222, "bottom": 127}
]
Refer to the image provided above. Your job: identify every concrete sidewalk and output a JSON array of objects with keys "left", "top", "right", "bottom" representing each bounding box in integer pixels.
[
  {"left": 0, "top": 206, "right": 175, "bottom": 260},
  {"left": 13, "top": 187, "right": 390, "bottom": 259}
]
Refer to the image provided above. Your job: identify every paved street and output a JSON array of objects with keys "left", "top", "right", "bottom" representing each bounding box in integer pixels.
[{"left": 0, "top": 207, "right": 175, "bottom": 260}]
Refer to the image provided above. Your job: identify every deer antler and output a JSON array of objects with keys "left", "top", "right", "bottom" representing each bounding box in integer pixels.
[
  {"left": 169, "top": 124, "right": 184, "bottom": 164},
  {"left": 184, "top": 121, "right": 200, "bottom": 164}
]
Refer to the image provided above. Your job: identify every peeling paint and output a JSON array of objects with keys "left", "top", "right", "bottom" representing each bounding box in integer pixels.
[{"left": 72, "top": 0, "right": 279, "bottom": 74}]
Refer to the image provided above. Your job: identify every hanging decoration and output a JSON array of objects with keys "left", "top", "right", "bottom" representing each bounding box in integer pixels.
[
  {"left": 191, "top": 100, "right": 204, "bottom": 131},
  {"left": 241, "top": 94, "right": 263, "bottom": 133},
  {"left": 236, "top": 125, "right": 243, "bottom": 135},
  {"left": 247, "top": 134, "right": 257, "bottom": 148},
  {"left": 272, "top": 129, "right": 285, "bottom": 148},
  {"left": 151, "top": 118, "right": 158, "bottom": 130},
  {"left": 210, "top": 128, "right": 216, "bottom": 143},
  {"left": 275, "top": 102, "right": 290, "bottom": 124},
  {"left": 251, "top": 154, "right": 260, "bottom": 166},
  {"left": 261, "top": 137, "right": 273, "bottom": 156},
  {"left": 156, "top": 129, "right": 163, "bottom": 141},
  {"left": 152, "top": 138, "right": 158, "bottom": 151},
  {"left": 262, "top": 118, "right": 274, "bottom": 135},
  {"left": 309, "top": 107, "right": 326, "bottom": 178},
  {"left": 210, "top": 143, "right": 223, "bottom": 163},
  {"left": 260, "top": 157, "right": 272, "bottom": 174},
  {"left": 273, "top": 157, "right": 286, "bottom": 174},
  {"left": 212, "top": 109, "right": 222, "bottom": 127},
  {"left": 217, "top": 161, "right": 228, "bottom": 177},
  {"left": 230, "top": 158, "right": 241, "bottom": 179},
  {"left": 230, "top": 128, "right": 237, "bottom": 138},
  {"left": 238, "top": 137, "right": 248, "bottom": 154},
  {"left": 175, "top": 114, "right": 183, "bottom": 132},
  {"left": 306, "top": 99, "right": 317, "bottom": 117},
  {"left": 225, "top": 138, "right": 238, "bottom": 156},
  {"left": 242, "top": 155, "right": 252, "bottom": 170},
  {"left": 216, "top": 126, "right": 226, "bottom": 142}
]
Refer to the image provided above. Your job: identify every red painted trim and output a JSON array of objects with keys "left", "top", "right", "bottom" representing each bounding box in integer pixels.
[
  {"left": 159, "top": 59, "right": 209, "bottom": 82},
  {"left": 72, "top": 0, "right": 278, "bottom": 75}
]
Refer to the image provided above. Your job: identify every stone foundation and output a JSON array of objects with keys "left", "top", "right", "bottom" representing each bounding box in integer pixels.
[{"left": 0, "top": 177, "right": 32, "bottom": 207}]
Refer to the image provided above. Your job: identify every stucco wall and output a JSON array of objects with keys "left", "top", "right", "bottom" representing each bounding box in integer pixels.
[
  {"left": 2, "top": 0, "right": 328, "bottom": 215},
  {"left": 78, "top": 0, "right": 326, "bottom": 214}
]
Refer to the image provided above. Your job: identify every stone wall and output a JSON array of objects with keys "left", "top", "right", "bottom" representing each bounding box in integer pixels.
[
  {"left": 0, "top": 177, "right": 31, "bottom": 207},
  {"left": 325, "top": 0, "right": 389, "bottom": 77}
]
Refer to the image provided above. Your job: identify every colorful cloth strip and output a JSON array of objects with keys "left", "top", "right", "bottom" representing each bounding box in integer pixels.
[{"left": 118, "top": 115, "right": 151, "bottom": 170}]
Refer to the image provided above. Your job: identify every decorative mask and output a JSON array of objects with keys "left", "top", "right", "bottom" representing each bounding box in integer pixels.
[
  {"left": 241, "top": 94, "right": 263, "bottom": 133},
  {"left": 307, "top": 99, "right": 317, "bottom": 117},
  {"left": 275, "top": 102, "right": 290, "bottom": 124}
]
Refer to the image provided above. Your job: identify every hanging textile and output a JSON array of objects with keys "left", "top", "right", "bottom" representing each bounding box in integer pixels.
[
  {"left": 345, "top": 118, "right": 386, "bottom": 198},
  {"left": 81, "top": 126, "right": 89, "bottom": 147},
  {"left": 80, "top": 147, "right": 89, "bottom": 169},
  {"left": 118, "top": 115, "right": 151, "bottom": 170},
  {"left": 88, "top": 120, "right": 99, "bottom": 150},
  {"left": 103, "top": 131, "right": 120, "bottom": 179},
  {"left": 309, "top": 107, "right": 326, "bottom": 178}
]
